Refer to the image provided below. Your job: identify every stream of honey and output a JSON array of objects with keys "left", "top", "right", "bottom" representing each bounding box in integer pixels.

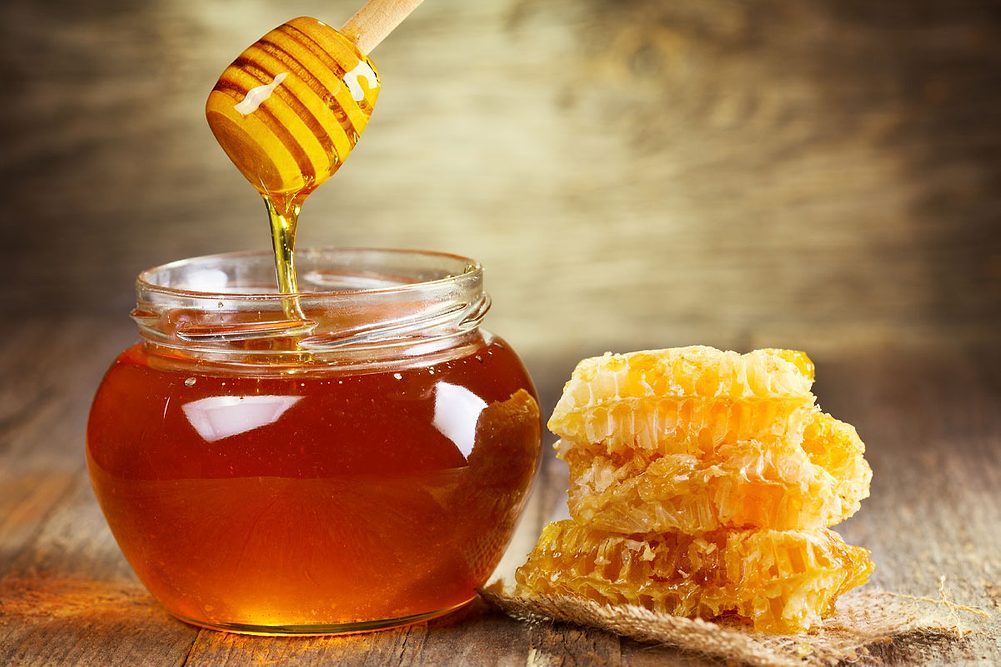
[
  {"left": 264, "top": 194, "right": 303, "bottom": 296},
  {"left": 87, "top": 334, "right": 539, "bottom": 630},
  {"left": 263, "top": 192, "right": 307, "bottom": 320}
]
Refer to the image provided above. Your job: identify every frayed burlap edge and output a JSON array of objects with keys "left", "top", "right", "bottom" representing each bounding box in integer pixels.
[{"left": 480, "top": 579, "right": 989, "bottom": 667}]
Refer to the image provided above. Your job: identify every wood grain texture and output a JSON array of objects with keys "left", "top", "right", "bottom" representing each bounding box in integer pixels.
[
  {"left": 0, "top": 318, "right": 998, "bottom": 665},
  {"left": 342, "top": 0, "right": 427, "bottom": 55},
  {"left": 0, "top": 0, "right": 998, "bottom": 359}
]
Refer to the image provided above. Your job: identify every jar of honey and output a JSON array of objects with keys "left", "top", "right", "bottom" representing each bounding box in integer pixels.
[{"left": 87, "top": 248, "right": 541, "bottom": 635}]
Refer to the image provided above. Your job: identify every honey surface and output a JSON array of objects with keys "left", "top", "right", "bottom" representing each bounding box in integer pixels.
[{"left": 87, "top": 334, "right": 539, "bottom": 629}]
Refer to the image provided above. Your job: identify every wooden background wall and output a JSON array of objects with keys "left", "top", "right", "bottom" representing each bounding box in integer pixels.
[{"left": 2, "top": 0, "right": 998, "bottom": 360}]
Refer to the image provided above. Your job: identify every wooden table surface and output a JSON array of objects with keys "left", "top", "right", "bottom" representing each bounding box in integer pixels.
[{"left": 1, "top": 321, "right": 998, "bottom": 665}]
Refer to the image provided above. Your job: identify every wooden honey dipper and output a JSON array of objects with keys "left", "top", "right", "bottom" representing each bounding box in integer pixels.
[
  {"left": 204, "top": 0, "right": 424, "bottom": 298},
  {"left": 205, "top": 0, "right": 424, "bottom": 205}
]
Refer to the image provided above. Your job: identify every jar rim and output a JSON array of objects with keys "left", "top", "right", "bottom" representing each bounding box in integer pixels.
[
  {"left": 132, "top": 247, "right": 491, "bottom": 371},
  {"left": 137, "top": 246, "right": 481, "bottom": 299}
]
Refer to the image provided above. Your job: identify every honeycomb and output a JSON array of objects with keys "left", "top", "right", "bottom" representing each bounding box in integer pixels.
[
  {"left": 561, "top": 409, "right": 871, "bottom": 533},
  {"left": 513, "top": 346, "right": 874, "bottom": 633},
  {"left": 549, "top": 347, "right": 817, "bottom": 454},
  {"left": 550, "top": 347, "right": 871, "bottom": 532},
  {"left": 514, "top": 520, "right": 873, "bottom": 633}
]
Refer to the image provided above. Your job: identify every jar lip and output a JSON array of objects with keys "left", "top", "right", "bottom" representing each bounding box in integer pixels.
[
  {"left": 132, "top": 247, "right": 490, "bottom": 370},
  {"left": 137, "top": 246, "right": 481, "bottom": 300}
]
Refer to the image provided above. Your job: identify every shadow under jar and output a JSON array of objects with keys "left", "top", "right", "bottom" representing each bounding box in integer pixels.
[{"left": 87, "top": 248, "right": 541, "bottom": 635}]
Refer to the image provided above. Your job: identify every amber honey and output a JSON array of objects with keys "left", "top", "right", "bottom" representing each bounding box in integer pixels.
[{"left": 88, "top": 329, "right": 539, "bottom": 633}]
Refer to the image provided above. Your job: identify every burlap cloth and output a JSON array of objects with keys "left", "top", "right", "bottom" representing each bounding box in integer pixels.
[{"left": 481, "top": 577, "right": 990, "bottom": 666}]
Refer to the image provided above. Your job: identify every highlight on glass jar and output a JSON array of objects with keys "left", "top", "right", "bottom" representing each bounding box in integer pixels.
[{"left": 86, "top": 248, "right": 542, "bottom": 635}]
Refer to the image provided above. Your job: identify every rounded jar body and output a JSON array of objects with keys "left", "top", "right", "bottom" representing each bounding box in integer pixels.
[{"left": 87, "top": 248, "right": 541, "bottom": 635}]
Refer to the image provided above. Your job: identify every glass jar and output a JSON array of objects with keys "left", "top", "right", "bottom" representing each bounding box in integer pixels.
[{"left": 87, "top": 248, "right": 541, "bottom": 635}]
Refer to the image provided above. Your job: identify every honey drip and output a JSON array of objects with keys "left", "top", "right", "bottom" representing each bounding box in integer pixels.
[{"left": 264, "top": 194, "right": 305, "bottom": 318}]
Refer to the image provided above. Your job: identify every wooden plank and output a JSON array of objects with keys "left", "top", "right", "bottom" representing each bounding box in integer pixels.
[
  {"left": 0, "top": 318, "right": 135, "bottom": 470},
  {"left": 0, "top": 573, "right": 193, "bottom": 667},
  {"left": 0, "top": 319, "right": 197, "bottom": 666},
  {"left": 183, "top": 625, "right": 428, "bottom": 667},
  {"left": 0, "top": 472, "right": 76, "bottom": 570},
  {"left": 813, "top": 347, "right": 1001, "bottom": 664},
  {"left": 0, "top": 475, "right": 199, "bottom": 666},
  {"left": 0, "top": 319, "right": 107, "bottom": 576},
  {"left": 184, "top": 600, "right": 534, "bottom": 666},
  {"left": 0, "top": 318, "right": 135, "bottom": 572}
]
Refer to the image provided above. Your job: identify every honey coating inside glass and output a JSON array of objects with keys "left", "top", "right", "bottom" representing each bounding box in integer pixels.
[{"left": 87, "top": 334, "right": 539, "bottom": 631}]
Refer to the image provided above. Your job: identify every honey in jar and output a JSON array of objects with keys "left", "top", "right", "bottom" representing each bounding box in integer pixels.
[{"left": 87, "top": 248, "right": 541, "bottom": 634}]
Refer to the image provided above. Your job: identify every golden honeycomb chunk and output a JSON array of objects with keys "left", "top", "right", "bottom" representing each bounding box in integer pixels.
[
  {"left": 562, "top": 410, "right": 871, "bottom": 533},
  {"left": 549, "top": 347, "right": 817, "bottom": 454},
  {"left": 549, "top": 347, "right": 870, "bottom": 532},
  {"left": 514, "top": 521, "right": 873, "bottom": 633}
]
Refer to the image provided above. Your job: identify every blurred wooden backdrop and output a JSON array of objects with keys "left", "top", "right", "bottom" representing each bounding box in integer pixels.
[{"left": 1, "top": 0, "right": 998, "bottom": 360}]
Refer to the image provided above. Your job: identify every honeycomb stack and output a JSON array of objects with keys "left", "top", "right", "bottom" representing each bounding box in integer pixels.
[{"left": 515, "top": 347, "right": 874, "bottom": 633}]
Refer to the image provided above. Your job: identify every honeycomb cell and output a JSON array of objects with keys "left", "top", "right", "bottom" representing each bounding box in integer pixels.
[{"left": 514, "top": 521, "right": 873, "bottom": 633}]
